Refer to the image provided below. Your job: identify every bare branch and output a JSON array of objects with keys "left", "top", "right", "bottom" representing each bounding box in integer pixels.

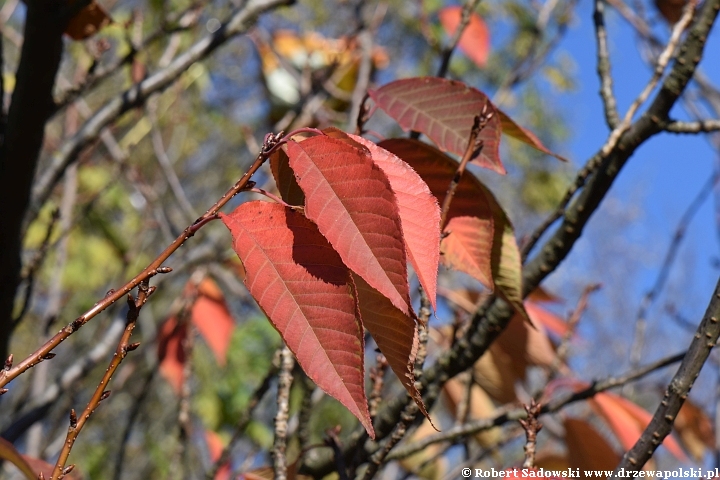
[
  {"left": 594, "top": 0, "right": 620, "bottom": 128},
  {"left": 273, "top": 345, "right": 295, "bottom": 480},
  {"left": 665, "top": 119, "right": 720, "bottom": 133}
]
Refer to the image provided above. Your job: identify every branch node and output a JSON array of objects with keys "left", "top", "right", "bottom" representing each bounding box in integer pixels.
[
  {"left": 100, "top": 390, "right": 111, "bottom": 401},
  {"left": 42, "top": 352, "right": 56, "bottom": 360},
  {"left": 69, "top": 409, "right": 78, "bottom": 428},
  {"left": 4, "top": 354, "right": 13, "bottom": 370},
  {"left": 125, "top": 342, "right": 141, "bottom": 352}
]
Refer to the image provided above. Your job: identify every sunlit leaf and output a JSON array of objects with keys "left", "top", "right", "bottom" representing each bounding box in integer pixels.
[
  {"left": 348, "top": 133, "right": 441, "bottom": 311},
  {"left": 221, "top": 201, "right": 373, "bottom": 437},
  {"left": 590, "top": 392, "right": 688, "bottom": 462},
  {"left": 438, "top": 6, "right": 490, "bottom": 68},
  {"left": 370, "top": 78, "right": 504, "bottom": 173},
  {"left": 497, "top": 110, "right": 567, "bottom": 162},
  {"left": 380, "top": 139, "right": 528, "bottom": 320},
  {"left": 286, "top": 136, "right": 411, "bottom": 316},
  {"left": 270, "top": 148, "right": 305, "bottom": 206}
]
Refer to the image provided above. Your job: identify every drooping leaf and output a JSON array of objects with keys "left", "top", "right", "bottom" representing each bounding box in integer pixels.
[
  {"left": 270, "top": 148, "right": 306, "bottom": 206},
  {"left": 380, "top": 139, "right": 528, "bottom": 320},
  {"left": 191, "top": 279, "right": 235, "bottom": 366},
  {"left": 497, "top": 110, "right": 567, "bottom": 162},
  {"left": 347, "top": 134, "right": 441, "bottom": 311},
  {"left": 495, "top": 313, "right": 557, "bottom": 375},
  {"left": 527, "top": 286, "right": 563, "bottom": 304},
  {"left": 286, "top": 136, "right": 411, "bottom": 316},
  {"left": 352, "top": 273, "right": 429, "bottom": 421},
  {"left": 369, "top": 77, "right": 504, "bottom": 173},
  {"left": 525, "top": 301, "right": 569, "bottom": 337},
  {"left": 590, "top": 392, "right": 688, "bottom": 462},
  {"left": 438, "top": 6, "right": 490, "bottom": 68},
  {"left": 157, "top": 316, "right": 188, "bottom": 393},
  {"left": 0, "top": 438, "right": 38, "bottom": 480},
  {"left": 675, "top": 399, "right": 715, "bottom": 460},
  {"left": 65, "top": 1, "right": 112, "bottom": 40},
  {"left": 221, "top": 201, "right": 373, "bottom": 437},
  {"left": 564, "top": 418, "right": 620, "bottom": 471}
]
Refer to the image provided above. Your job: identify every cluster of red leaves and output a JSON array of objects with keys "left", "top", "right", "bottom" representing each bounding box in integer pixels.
[{"left": 218, "top": 77, "right": 565, "bottom": 436}]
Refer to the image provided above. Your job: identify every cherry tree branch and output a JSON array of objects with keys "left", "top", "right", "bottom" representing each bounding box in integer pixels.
[
  {"left": 613, "top": 277, "right": 720, "bottom": 476},
  {"left": 593, "top": 0, "right": 620, "bottom": 129}
]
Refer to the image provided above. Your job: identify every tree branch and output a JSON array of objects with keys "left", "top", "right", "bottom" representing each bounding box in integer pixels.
[{"left": 613, "top": 277, "right": 720, "bottom": 475}]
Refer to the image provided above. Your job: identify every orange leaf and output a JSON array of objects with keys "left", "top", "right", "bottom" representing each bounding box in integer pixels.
[
  {"left": 191, "top": 281, "right": 235, "bottom": 366},
  {"left": 497, "top": 110, "right": 567, "bottom": 162},
  {"left": 438, "top": 6, "right": 490, "bottom": 68},
  {"left": 525, "top": 301, "right": 569, "bottom": 337},
  {"left": 564, "top": 417, "right": 620, "bottom": 471},
  {"left": 65, "top": 1, "right": 111, "bottom": 40},
  {"left": 591, "top": 392, "right": 688, "bottom": 462},
  {"left": 473, "top": 345, "right": 520, "bottom": 403},
  {"left": 205, "top": 430, "right": 230, "bottom": 480},
  {"left": 157, "top": 316, "right": 187, "bottom": 394},
  {"left": 443, "top": 378, "right": 500, "bottom": 447}
]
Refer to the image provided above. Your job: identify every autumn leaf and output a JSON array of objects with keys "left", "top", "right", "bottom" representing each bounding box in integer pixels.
[
  {"left": 0, "top": 438, "right": 40, "bottom": 480},
  {"left": 443, "top": 378, "right": 501, "bottom": 447},
  {"left": 370, "top": 77, "right": 504, "bottom": 173},
  {"left": 473, "top": 345, "right": 520, "bottom": 403},
  {"left": 191, "top": 296, "right": 233, "bottom": 366},
  {"left": 525, "top": 301, "right": 569, "bottom": 337},
  {"left": 286, "top": 136, "right": 411, "bottom": 317},
  {"left": 65, "top": 1, "right": 112, "bottom": 40},
  {"left": 379, "top": 138, "right": 528, "bottom": 321},
  {"left": 157, "top": 316, "right": 188, "bottom": 394},
  {"left": 221, "top": 201, "right": 373, "bottom": 437},
  {"left": 590, "top": 392, "right": 688, "bottom": 462},
  {"left": 347, "top": 133, "right": 441, "bottom": 311},
  {"left": 497, "top": 110, "right": 567, "bottom": 162},
  {"left": 352, "top": 273, "right": 430, "bottom": 421},
  {"left": 564, "top": 418, "right": 620, "bottom": 471},
  {"left": 438, "top": 6, "right": 490, "bottom": 68}
]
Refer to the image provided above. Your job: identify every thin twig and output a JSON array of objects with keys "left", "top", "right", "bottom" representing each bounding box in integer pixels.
[
  {"left": 665, "top": 119, "right": 720, "bottom": 133},
  {"left": 386, "top": 350, "right": 685, "bottom": 460},
  {"left": 273, "top": 345, "right": 294, "bottom": 480},
  {"left": 594, "top": 0, "right": 620, "bottom": 129},
  {"left": 436, "top": 0, "right": 482, "bottom": 78},
  {"left": 613, "top": 277, "right": 720, "bottom": 475},
  {"left": 49, "top": 277, "right": 160, "bottom": 480},
  {"left": 601, "top": 0, "right": 697, "bottom": 156},
  {"left": 628, "top": 170, "right": 720, "bottom": 371},
  {"left": 551, "top": 284, "right": 601, "bottom": 373},
  {"left": 0, "top": 131, "right": 286, "bottom": 390},
  {"left": 519, "top": 400, "right": 542, "bottom": 469}
]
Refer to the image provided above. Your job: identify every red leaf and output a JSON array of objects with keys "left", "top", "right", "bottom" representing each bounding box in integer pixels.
[
  {"left": 0, "top": 437, "right": 41, "bottom": 480},
  {"left": 221, "top": 201, "right": 373, "bottom": 437},
  {"left": 347, "top": 134, "right": 441, "bottom": 311},
  {"left": 591, "top": 392, "right": 688, "bottom": 462},
  {"left": 438, "top": 6, "right": 490, "bottom": 68},
  {"left": 286, "top": 136, "right": 411, "bottom": 316},
  {"left": 65, "top": 1, "right": 111, "bottom": 40},
  {"left": 352, "top": 273, "right": 431, "bottom": 422},
  {"left": 191, "top": 295, "right": 234, "bottom": 367},
  {"left": 379, "top": 139, "right": 528, "bottom": 320},
  {"left": 497, "top": 110, "right": 567, "bottom": 162},
  {"left": 369, "top": 77, "right": 504, "bottom": 173},
  {"left": 157, "top": 317, "right": 187, "bottom": 394},
  {"left": 563, "top": 418, "right": 620, "bottom": 471}
]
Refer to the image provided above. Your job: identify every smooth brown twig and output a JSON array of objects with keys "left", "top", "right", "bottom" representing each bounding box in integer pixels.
[
  {"left": 50, "top": 276, "right": 159, "bottom": 480},
  {"left": 436, "top": 0, "right": 482, "bottom": 79}
]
